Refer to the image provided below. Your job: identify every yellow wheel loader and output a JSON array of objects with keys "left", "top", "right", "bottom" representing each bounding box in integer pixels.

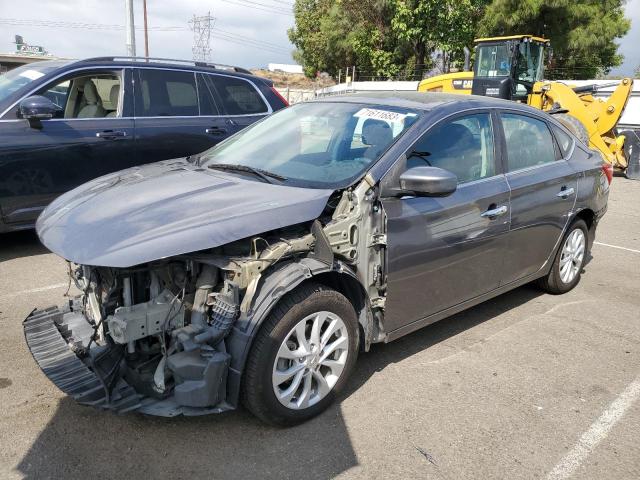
[{"left": 418, "top": 35, "right": 639, "bottom": 179}]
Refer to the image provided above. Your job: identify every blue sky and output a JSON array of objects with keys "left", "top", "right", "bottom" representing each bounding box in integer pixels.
[{"left": 0, "top": 0, "right": 638, "bottom": 75}]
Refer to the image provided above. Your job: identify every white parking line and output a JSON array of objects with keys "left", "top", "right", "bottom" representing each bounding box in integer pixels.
[
  {"left": 4, "top": 283, "right": 68, "bottom": 298},
  {"left": 546, "top": 374, "right": 640, "bottom": 480},
  {"left": 594, "top": 241, "right": 640, "bottom": 254}
]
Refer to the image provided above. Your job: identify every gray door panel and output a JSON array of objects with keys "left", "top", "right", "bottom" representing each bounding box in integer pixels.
[
  {"left": 383, "top": 175, "right": 510, "bottom": 332},
  {"left": 503, "top": 161, "right": 578, "bottom": 283}
]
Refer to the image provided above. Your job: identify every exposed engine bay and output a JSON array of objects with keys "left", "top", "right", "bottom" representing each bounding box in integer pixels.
[{"left": 24, "top": 175, "right": 388, "bottom": 415}]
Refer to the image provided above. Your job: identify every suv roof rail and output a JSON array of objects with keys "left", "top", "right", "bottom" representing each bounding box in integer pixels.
[{"left": 74, "top": 56, "right": 253, "bottom": 75}]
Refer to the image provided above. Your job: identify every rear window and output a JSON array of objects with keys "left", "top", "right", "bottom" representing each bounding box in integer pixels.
[
  {"left": 207, "top": 75, "right": 268, "bottom": 115},
  {"left": 501, "top": 113, "right": 557, "bottom": 171},
  {"left": 136, "top": 69, "right": 198, "bottom": 117}
]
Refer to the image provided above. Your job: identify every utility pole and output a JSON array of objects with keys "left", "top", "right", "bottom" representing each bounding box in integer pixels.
[
  {"left": 189, "top": 12, "right": 214, "bottom": 62},
  {"left": 143, "top": 0, "right": 149, "bottom": 58},
  {"left": 125, "top": 0, "right": 136, "bottom": 57}
]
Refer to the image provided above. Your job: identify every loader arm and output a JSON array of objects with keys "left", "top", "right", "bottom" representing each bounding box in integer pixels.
[{"left": 530, "top": 78, "right": 633, "bottom": 168}]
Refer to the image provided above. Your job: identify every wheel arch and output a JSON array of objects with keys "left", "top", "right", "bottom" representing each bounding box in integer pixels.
[
  {"left": 224, "top": 257, "right": 371, "bottom": 407},
  {"left": 573, "top": 207, "right": 596, "bottom": 249}
]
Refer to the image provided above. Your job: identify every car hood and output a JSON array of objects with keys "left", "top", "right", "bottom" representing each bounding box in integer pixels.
[{"left": 36, "top": 159, "right": 334, "bottom": 267}]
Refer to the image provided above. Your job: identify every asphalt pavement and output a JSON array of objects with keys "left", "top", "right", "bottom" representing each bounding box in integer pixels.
[{"left": 0, "top": 178, "right": 639, "bottom": 480}]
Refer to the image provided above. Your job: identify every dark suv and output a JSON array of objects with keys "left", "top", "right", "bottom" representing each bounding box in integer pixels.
[{"left": 0, "top": 57, "right": 288, "bottom": 232}]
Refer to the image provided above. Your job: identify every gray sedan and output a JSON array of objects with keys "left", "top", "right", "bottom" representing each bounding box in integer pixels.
[{"left": 25, "top": 92, "right": 610, "bottom": 426}]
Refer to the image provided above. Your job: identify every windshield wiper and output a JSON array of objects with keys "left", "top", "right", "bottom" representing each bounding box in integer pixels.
[{"left": 207, "top": 163, "right": 287, "bottom": 184}]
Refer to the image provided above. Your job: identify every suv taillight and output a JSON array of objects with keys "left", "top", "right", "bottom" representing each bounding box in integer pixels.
[
  {"left": 270, "top": 87, "right": 289, "bottom": 107},
  {"left": 602, "top": 163, "right": 614, "bottom": 185}
]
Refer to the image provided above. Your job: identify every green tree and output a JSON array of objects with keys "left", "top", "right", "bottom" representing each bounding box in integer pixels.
[
  {"left": 478, "top": 0, "right": 631, "bottom": 79},
  {"left": 289, "top": 0, "right": 401, "bottom": 79},
  {"left": 289, "top": 0, "right": 488, "bottom": 80},
  {"left": 391, "top": 0, "right": 489, "bottom": 78}
]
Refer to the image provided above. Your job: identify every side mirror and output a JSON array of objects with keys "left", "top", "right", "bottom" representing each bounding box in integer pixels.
[
  {"left": 19, "top": 96, "right": 61, "bottom": 126},
  {"left": 399, "top": 166, "right": 457, "bottom": 197}
]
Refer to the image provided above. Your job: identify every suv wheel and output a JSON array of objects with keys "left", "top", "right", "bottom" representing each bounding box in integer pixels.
[
  {"left": 538, "top": 219, "right": 588, "bottom": 294},
  {"left": 242, "top": 283, "right": 359, "bottom": 426}
]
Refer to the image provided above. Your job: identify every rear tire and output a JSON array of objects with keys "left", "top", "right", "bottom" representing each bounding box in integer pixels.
[
  {"left": 556, "top": 113, "right": 589, "bottom": 146},
  {"left": 538, "top": 219, "right": 588, "bottom": 294},
  {"left": 241, "top": 283, "right": 359, "bottom": 426}
]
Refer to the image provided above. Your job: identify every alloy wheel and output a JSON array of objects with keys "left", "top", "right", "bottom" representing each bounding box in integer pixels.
[
  {"left": 272, "top": 311, "right": 349, "bottom": 410},
  {"left": 559, "top": 228, "right": 586, "bottom": 284}
]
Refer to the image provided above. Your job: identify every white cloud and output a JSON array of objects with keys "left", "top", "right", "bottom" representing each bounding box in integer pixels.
[{"left": 0, "top": 0, "right": 295, "bottom": 68}]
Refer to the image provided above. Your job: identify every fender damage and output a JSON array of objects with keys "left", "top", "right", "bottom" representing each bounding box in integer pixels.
[{"left": 25, "top": 163, "right": 388, "bottom": 416}]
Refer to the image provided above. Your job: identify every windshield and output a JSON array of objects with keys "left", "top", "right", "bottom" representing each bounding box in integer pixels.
[
  {"left": 476, "top": 44, "right": 512, "bottom": 77},
  {"left": 200, "top": 102, "right": 420, "bottom": 188},
  {"left": 0, "top": 62, "right": 64, "bottom": 104}
]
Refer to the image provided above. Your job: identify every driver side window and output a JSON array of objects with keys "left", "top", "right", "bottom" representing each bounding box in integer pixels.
[
  {"left": 36, "top": 72, "right": 122, "bottom": 119},
  {"left": 406, "top": 113, "right": 496, "bottom": 184}
]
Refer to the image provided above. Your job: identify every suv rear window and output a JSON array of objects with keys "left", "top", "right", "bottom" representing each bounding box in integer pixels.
[
  {"left": 206, "top": 75, "right": 267, "bottom": 115},
  {"left": 136, "top": 69, "right": 198, "bottom": 117}
]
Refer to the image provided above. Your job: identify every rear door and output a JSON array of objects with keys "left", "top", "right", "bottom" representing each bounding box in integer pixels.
[
  {"left": 133, "top": 68, "right": 225, "bottom": 161},
  {"left": 0, "top": 68, "right": 133, "bottom": 226},
  {"left": 203, "top": 73, "right": 272, "bottom": 135},
  {"left": 499, "top": 111, "right": 579, "bottom": 283},
  {"left": 383, "top": 111, "right": 511, "bottom": 333}
]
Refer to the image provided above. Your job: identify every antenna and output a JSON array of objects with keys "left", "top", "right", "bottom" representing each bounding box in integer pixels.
[{"left": 188, "top": 12, "right": 214, "bottom": 62}]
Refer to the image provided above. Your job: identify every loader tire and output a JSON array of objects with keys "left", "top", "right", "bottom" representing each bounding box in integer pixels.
[{"left": 556, "top": 113, "right": 589, "bottom": 146}]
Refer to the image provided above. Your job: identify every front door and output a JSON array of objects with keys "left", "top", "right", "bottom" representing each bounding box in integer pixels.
[
  {"left": 0, "top": 68, "right": 133, "bottom": 226},
  {"left": 498, "top": 111, "right": 578, "bottom": 284},
  {"left": 383, "top": 112, "right": 511, "bottom": 333}
]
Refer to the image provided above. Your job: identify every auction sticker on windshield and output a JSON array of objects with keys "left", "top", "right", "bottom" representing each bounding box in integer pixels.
[{"left": 354, "top": 107, "right": 408, "bottom": 122}]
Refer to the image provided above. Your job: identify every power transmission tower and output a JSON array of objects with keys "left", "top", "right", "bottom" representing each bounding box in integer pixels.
[{"left": 189, "top": 12, "right": 214, "bottom": 62}]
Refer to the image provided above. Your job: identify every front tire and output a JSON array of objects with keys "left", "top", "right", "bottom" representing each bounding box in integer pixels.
[
  {"left": 538, "top": 219, "right": 588, "bottom": 294},
  {"left": 242, "top": 283, "right": 359, "bottom": 426}
]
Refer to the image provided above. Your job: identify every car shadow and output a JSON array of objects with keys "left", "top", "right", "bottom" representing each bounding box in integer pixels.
[
  {"left": 0, "top": 230, "right": 49, "bottom": 262},
  {"left": 15, "top": 285, "right": 543, "bottom": 480},
  {"left": 342, "top": 284, "right": 544, "bottom": 401}
]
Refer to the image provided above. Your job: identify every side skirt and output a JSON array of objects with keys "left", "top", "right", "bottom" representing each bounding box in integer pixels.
[{"left": 385, "top": 270, "right": 546, "bottom": 343}]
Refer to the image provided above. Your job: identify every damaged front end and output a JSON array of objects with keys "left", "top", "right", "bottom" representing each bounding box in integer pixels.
[
  {"left": 24, "top": 175, "right": 387, "bottom": 416},
  {"left": 24, "top": 260, "right": 240, "bottom": 416}
]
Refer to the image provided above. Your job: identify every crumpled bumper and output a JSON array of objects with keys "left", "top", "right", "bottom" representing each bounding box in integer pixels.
[
  {"left": 23, "top": 302, "right": 232, "bottom": 417},
  {"left": 23, "top": 301, "right": 143, "bottom": 413}
]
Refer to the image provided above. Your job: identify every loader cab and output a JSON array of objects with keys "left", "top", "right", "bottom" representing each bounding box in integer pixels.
[{"left": 471, "top": 35, "right": 550, "bottom": 101}]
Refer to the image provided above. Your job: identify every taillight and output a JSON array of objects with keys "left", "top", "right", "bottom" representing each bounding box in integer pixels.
[
  {"left": 601, "top": 163, "right": 614, "bottom": 184},
  {"left": 270, "top": 87, "right": 289, "bottom": 107}
]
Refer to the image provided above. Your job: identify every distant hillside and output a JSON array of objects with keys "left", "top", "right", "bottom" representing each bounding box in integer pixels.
[{"left": 250, "top": 69, "right": 335, "bottom": 89}]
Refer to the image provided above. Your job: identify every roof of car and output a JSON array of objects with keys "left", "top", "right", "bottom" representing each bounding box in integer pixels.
[
  {"left": 51, "top": 57, "right": 270, "bottom": 85},
  {"left": 314, "top": 91, "right": 546, "bottom": 114}
]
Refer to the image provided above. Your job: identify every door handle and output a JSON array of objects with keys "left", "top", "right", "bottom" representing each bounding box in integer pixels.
[
  {"left": 205, "top": 127, "right": 227, "bottom": 135},
  {"left": 96, "top": 130, "right": 127, "bottom": 139},
  {"left": 556, "top": 187, "right": 575, "bottom": 198},
  {"left": 480, "top": 205, "right": 508, "bottom": 218}
]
